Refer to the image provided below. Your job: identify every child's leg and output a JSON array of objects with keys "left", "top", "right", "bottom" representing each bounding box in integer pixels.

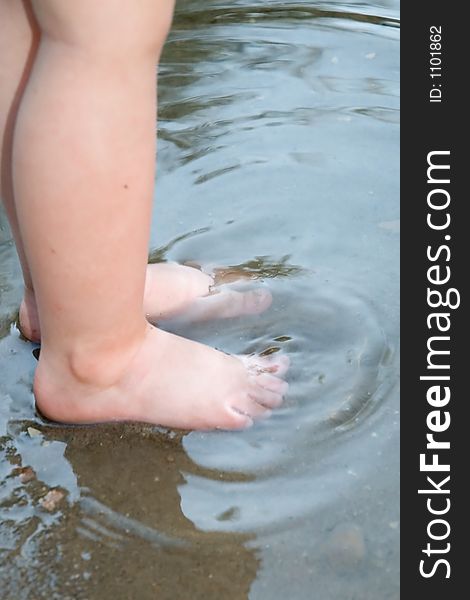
[
  {"left": 0, "top": 3, "right": 269, "bottom": 345},
  {"left": 13, "top": 0, "right": 288, "bottom": 430},
  {"left": 17, "top": 259, "right": 273, "bottom": 343},
  {"left": 0, "top": 0, "right": 40, "bottom": 338}
]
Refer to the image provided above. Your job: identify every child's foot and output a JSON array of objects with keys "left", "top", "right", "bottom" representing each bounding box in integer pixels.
[
  {"left": 18, "top": 262, "right": 272, "bottom": 343},
  {"left": 143, "top": 262, "right": 272, "bottom": 323},
  {"left": 34, "top": 324, "right": 289, "bottom": 430}
]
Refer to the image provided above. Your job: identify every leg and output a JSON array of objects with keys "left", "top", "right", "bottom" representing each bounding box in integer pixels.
[
  {"left": 0, "top": 3, "right": 268, "bottom": 345},
  {"left": 0, "top": 0, "right": 40, "bottom": 339},
  {"left": 14, "top": 0, "right": 288, "bottom": 430},
  {"left": 17, "top": 259, "right": 273, "bottom": 342},
  {"left": 0, "top": 5, "right": 269, "bottom": 345}
]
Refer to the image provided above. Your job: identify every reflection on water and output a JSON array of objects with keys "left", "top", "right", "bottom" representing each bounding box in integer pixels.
[{"left": 0, "top": 1, "right": 399, "bottom": 598}]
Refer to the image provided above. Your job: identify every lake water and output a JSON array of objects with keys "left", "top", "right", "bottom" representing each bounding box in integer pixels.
[{"left": 0, "top": 1, "right": 399, "bottom": 598}]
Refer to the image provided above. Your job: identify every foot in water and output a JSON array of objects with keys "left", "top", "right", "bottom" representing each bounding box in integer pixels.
[
  {"left": 35, "top": 323, "right": 289, "bottom": 431},
  {"left": 18, "top": 262, "right": 273, "bottom": 343}
]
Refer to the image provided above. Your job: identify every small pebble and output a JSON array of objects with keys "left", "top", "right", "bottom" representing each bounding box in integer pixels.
[
  {"left": 27, "top": 427, "right": 41, "bottom": 438},
  {"left": 17, "top": 466, "right": 36, "bottom": 483},
  {"left": 40, "top": 489, "right": 65, "bottom": 512}
]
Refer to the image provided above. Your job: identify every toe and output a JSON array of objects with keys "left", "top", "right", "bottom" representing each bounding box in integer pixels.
[
  {"left": 222, "top": 408, "right": 255, "bottom": 430},
  {"left": 250, "top": 385, "right": 283, "bottom": 408},
  {"left": 239, "top": 288, "right": 272, "bottom": 315},
  {"left": 253, "top": 373, "right": 289, "bottom": 395},
  {"left": 241, "top": 353, "right": 290, "bottom": 376},
  {"left": 183, "top": 287, "right": 272, "bottom": 321},
  {"left": 259, "top": 354, "right": 290, "bottom": 376},
  {"left": 229, "top": 394, "right": 273, "bottom": 421}
]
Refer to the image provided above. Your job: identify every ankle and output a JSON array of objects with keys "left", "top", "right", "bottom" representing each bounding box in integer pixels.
[
  {"left": 33, "top": 324, "right": 154, "bottom": 424},
  {"left": 42, "top": 322, "right": 148, "bottom": 389}
]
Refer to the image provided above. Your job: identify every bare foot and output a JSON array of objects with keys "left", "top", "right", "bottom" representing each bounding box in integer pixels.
[
  {"left": 34, "top": 324, "right": 289, "bottom": 430},
  {"left": 18, "top": 262, "right": 272, "bottom": 343}
]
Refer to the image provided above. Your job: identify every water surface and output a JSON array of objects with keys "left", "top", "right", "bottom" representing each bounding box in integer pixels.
[{"left": 0, "top": 1, "right": 399, "bottom": 598}]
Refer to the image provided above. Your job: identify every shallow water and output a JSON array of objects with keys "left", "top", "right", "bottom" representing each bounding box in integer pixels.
[{"left": 0, "top": 1, "right": 399, "bottom": 598}]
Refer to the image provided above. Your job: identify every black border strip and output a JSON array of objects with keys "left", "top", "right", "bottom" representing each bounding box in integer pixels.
[{"left": 401, "top": 3, "right": 465, "bottom": 596}]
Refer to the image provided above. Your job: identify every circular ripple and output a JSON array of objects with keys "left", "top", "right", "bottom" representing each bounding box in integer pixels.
[{"left": 175, "top": 274, "right": 395, "bottom": 533}]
